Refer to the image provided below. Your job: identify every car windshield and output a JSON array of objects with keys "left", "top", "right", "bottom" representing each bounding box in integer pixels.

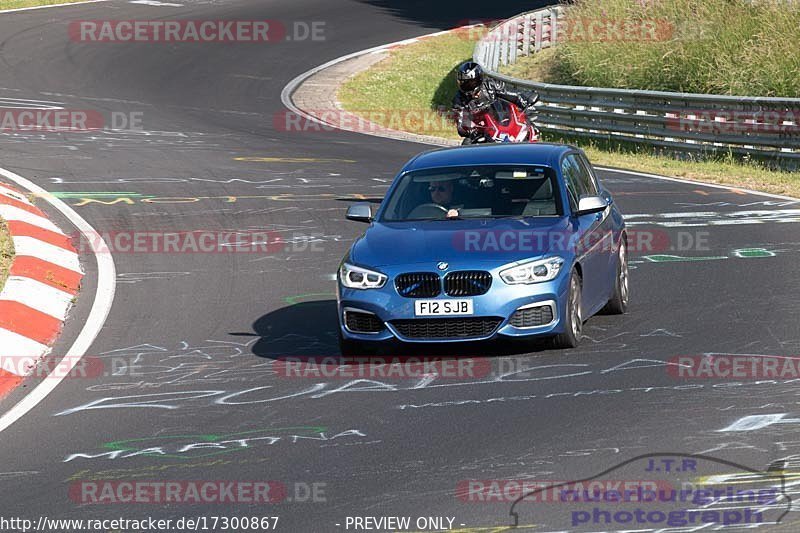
[{"left": 379, "top": 165, "right": 562, "bottom": 222}]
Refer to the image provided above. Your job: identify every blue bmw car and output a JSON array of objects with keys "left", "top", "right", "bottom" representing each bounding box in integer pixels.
[{"left": 337, "top": 143, "right": 628, "bottom": 353}]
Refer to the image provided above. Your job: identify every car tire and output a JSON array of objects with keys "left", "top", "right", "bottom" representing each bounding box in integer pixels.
[
  {"left": 552, "top": 269, "right": 582, "bottom": 349},
  {"left": 602, "top": 239, "right": 629, "bottom": 315}
]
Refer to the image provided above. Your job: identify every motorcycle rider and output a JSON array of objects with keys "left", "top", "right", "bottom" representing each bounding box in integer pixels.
[{"left": 451, "top": 61, "right": 538, "bottom": 144}]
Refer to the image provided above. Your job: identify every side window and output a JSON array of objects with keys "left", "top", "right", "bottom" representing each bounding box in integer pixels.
[
  {"left": 561, "top": 156, "right": 581, "bottom": 210},
  {"left": 576, "top": 154, "right": 599, "bottom": 196}
]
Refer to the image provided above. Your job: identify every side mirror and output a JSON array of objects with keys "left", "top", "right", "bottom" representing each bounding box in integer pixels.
[
  {"left": 346, "top": 203, "right": 373, "bottom": 223},
  {"left": 576, "top": 195, "right": 609, "bottom": 216}
]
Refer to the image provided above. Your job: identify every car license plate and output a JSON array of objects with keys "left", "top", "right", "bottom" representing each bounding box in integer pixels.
[{"left": 414, "top": 299, "right": 473, "bottom": 316}]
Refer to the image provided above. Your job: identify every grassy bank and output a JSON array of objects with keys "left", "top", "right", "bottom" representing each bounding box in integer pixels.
[
  {"left": 338, "top": 33, "right": 474, "bottom": 139},
  {"left": 0, "top": 0, "right": 88, "bottom": 9},
  {"left": 0, "top": 217, "right": 14, "bottom": 292},
  {"left": 503, "top": 0, "right": 800, "bottom": 97},
  {"left": 561, "top": 138, "right": 800, "bottom": 197},
  {"left": 337, "top": 30, "right": 800, "bottom": 197}
]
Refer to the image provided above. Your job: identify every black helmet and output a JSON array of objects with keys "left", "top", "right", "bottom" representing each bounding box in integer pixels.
[{"left": 456, "top": 61, "right": 483, "bottom": 93}]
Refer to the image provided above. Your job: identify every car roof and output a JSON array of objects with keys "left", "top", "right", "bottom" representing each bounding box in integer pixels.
[{"left": 401, "top": 143, "right": 577, "bottom": 172}]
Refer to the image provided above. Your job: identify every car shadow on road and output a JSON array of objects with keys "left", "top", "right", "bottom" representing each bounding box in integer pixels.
[{"left": 233, "top": 300, "right": 554, "bottom": 359}]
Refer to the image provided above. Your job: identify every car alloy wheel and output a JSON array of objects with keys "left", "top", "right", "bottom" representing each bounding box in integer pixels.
[
  {"left": 619, "top": 242, "right": 629, "bottom": 307},
  {"left": 569, "top": 273, "right": 582, "bottom": 339},
  {"left": 601, "top": 239, "right": 629, "bottom": 315},
  {"left": 552, "top": 269, "right": 582, "bottom": 349}
]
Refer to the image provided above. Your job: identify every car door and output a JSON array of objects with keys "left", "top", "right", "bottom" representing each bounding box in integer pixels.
[
  {"left": 577, "top": 152, "right": 616, "bottom": 288},
  {"left": 561, "top": 153, "right": 612, "bottom": 313}
]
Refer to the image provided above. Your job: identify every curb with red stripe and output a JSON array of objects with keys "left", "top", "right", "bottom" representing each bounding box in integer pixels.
[{"left": 0, "top": 182, "right": 83, "bottom": 397}]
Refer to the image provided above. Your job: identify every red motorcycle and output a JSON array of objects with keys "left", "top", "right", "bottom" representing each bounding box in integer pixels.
[{"left": 458, "top": 98, "right": 540, "bottom": 144}]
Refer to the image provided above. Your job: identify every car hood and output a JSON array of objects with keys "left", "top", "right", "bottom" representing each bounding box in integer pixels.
[{"left": 349, "top": 217, "right": 573, "bottom": 268}]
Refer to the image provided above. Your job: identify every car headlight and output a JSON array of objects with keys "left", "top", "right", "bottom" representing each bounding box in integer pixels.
[
  {"left": 339, "top": 262, "right": 388, "bottom": 289},
  {"left": 500, "top": 257, "right": 565, "bottom": 285}
]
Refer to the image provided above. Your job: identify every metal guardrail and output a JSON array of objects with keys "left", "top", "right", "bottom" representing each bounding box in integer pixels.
[{"left": 473, "top": 6, "right": 800, "bottom": 166}]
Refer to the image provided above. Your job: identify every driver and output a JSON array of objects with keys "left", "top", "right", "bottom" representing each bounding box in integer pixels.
[{"left": 429, "top": 180, "right": 454, "bottom": 207}]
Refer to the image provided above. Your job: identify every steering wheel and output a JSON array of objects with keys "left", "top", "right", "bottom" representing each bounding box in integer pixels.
[{"left": 407, "top": 203, "right": 448, "bottom": 219}]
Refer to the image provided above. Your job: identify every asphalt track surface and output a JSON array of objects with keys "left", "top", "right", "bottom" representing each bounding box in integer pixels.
[{"left": 0, "top": 0, "right": 799, "bottom": 531}]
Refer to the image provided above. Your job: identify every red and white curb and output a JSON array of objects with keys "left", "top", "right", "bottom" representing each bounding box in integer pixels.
[{"left": 0, "top": 182, "right": 83, "bottom": 397}]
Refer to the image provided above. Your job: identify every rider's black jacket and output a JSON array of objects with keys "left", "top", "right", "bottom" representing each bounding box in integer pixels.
[{"left": 451, "top": 79, "right": 536, "bottom": 138}]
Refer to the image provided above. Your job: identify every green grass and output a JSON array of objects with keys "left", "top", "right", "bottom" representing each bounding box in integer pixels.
[
  {"left": 337, "top": 29, "right": 800, "bottom": 197},
  {"left": 338, "top": 33, "right": 475, "bottom": 139},
  {"left": 0, "top": 217, "right": 14, "bottom": 292},
  {"left": 550, "top": 133, "right": 800, "bottom": 197},
  {"left": 0, "top": 0, "right": 87, "bottom": 9},
  {"left": 503, "top": 0, "right": 800, "bottom": 97}
]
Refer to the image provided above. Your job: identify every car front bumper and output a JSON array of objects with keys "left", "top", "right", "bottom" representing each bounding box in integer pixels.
[{"left": 337, "top": 267, "right": 571, "bottom": 343}]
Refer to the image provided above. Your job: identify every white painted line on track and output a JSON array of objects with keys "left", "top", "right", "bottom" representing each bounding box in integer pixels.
[
  {"left": 0, "top": 166, "right": 116, "bottom": 433},
  {"left": 595, "top": 166, "right": 800, "bottom": 202},
  {"left": 129, "top": 0, "right": 183, "bottom": 6},
  {"left": 0, "top": 97, "right": 64, "bottom": 105},
  {"left": 0, "top": 0, "right": 107, "bottom": 14}
]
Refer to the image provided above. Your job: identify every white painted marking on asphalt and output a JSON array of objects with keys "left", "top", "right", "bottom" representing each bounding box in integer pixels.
[
  {"left": 718, "top": 414, "right": 791, "bottom": 432},
  {"left": 0, "top": 277, "right": 73, "bottom": 319},
  {"left": 129, "top": 0, "right": 183, "bottom": 6},
  {"left": 0, "top": 205, "right": 61, "bottom": 233},
  {"left": 596, "top": 166, "right": 800, "bottom": 202},
  {"left": 12, "top": 236, "right": 82, "bottom": 273},
  {"left": 625, "top": 208, "right": 800, "bottom": 227},
  {"left": 0, "top": 166, "right": 116, "bottom": 434},
  {"left": 0, "top": 97, "right": 64, "bottom": 106},
  {"left": 0, "top": 0, "right": 107, "bottom": 14},
  {"left": 0, "top": 329, "right": 48, "bottom": 362}
]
